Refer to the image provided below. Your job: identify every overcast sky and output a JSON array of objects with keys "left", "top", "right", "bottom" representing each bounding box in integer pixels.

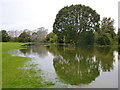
[{"left": 0, "top": 0, "right": 119, "bottom": 33}]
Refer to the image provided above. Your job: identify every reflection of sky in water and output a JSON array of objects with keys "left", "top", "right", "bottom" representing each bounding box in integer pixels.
[
  {"left": 8, "top": 49, "right": 70, "bottom": 87},
  {"left": 7, "top": 47, "right": 118, "bottom": 88}
]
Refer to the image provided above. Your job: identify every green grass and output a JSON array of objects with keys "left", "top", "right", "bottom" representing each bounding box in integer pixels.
[
  {"left": 0, "top": 42, "right": 2, "bottom": 89},
  {"left": 2, "top": 42, "right": 53, "bottom": 88}
]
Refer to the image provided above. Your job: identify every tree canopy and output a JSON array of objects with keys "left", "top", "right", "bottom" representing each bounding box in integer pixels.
[
  {"left": 1, "top": 30, "right": 10, "bottom": 42},
  {"left": 53, "top": 4, "right": 100, "bottom": 45},
  {"left": 18, "top": 31, "right": 30, "bottom": 42},
  {"left": 95, "top": 17, "right": 116, "bottom": 45}
]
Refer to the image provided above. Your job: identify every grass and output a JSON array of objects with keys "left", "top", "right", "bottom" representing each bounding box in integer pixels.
[
  {"left": 2, "top": 42, "right": 54, "bottom": 88},
  {"left": 0, "top": 42, "right": 2, "bottom": 89}
]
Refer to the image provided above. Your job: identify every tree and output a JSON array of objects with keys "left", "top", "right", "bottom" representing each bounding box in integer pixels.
[
  {"left": 1, "top": 30, "right": 10, "bottom": 42},
  {"left": 96, "top": 34, "right": 111, "bottom": 45},
  {"left": 45, "top": 32, "right": 58, "bottom": 43},
  {"left": 118, "top": 28, "right": 120, "bottom": 45},
  {"left": 53, "top": 4, "right": 100, "bottom": 45},
  {"left": 18, "top": 31, "right": 30, "bottom": 42},
  {"left": 7, "top": 30, "right": 22, "bottom": 37},
  {"left": 96, "top": 17, "right": 116, "bottom": 45},
  {"left": 101, "top": 17, "right": 115, "bottom": 39},
  {"left": 0, "top": 31, "right": 2, "bottom": 42},
  {"left": 30, "top": 27, "right": 48, "bottom": 42}
]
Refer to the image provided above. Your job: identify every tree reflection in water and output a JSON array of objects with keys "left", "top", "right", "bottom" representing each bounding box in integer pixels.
[
  {"left": 20, "top": 45, "right": 48, "bottom": 58},
  {"left": 47, "top": 45, "right": 114, "bottom": 85},
  {"left": 19, "top": 45, "right": 115, "bottom": 86}
]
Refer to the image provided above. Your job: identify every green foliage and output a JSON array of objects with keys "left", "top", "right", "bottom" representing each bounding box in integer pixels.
[
  {"left": 45, "top": 32, "right": 57, "bottom": 43},
  {"left": 95, "top": 17, "right": 116, "bottom": 45},
  {"left": 77, "top": 31, "right": 95, "bottom": 45},
  {"left": 53, "top": 4, "right": 100, "bottom": 45},
  {"left": 18, "top": 32, "right": 30, "bottom": 42},
  {"left": 118, "top": 28, "right": 120, "bottom": 45},
  {"left": 9, "top": 37, "right": 18, "bottom": 42},
  {"left": 96, "top": 34, "right": 111, "bottom": 45},
  {"left": 1, "top": 30, "right": 10, "bottom": 42},
  {"left": 101, "top": 17, "right": 115, "bottom": 39}
]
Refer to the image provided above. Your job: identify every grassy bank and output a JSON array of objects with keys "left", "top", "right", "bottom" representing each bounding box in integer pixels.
[{"left": 2, "top": 42, "right": 50, "bottom": 88}]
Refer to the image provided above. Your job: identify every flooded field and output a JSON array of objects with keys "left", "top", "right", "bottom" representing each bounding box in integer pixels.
[{"left": 7, "top": 45, "right": 118, "bottom": 88}]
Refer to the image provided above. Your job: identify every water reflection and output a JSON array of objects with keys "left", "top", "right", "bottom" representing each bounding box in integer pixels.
[
  {"left": 8, "top": 45, "right": 118, "bottom": 87},
  {"left": 46, "top": 46, "right": 115, "bottom": 85},
  {"left": 20, "top": 49, "right": 30, "bottom": 55}
]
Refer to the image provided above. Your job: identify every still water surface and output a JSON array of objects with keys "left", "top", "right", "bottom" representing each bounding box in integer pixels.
[{"left": 8, "top": 45, "right": 118, "bottom": 88}]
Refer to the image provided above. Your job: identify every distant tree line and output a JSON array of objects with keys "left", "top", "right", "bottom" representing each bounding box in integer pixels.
[{"left": 0, "top": 27, "right": 48, "bottom": 43}]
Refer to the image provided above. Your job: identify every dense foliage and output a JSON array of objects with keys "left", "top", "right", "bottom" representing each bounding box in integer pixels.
[
  {"left": 18, "top": 32, "right": 30, "bottom": 42},
  {"left": 0, "top": 30, "right": 10, "bottom": 42},
  {"left": 118, "top": 28, "right": 120, "bottom": 45},
  {"left": 95, "top": 17, "right": 116, "bottom": 45},
  {"left": 45, "top": 32, "right": 58, "bottom": 43},
  {"left": 53, "top": 4, "right": 100, "bottom": 45},
  {"left": 53, "top": 4, "right": 117, "bottom": 45}
]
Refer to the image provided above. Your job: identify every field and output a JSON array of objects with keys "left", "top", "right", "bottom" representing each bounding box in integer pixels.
[{"left": 2, "top": 42, "right": 51, "bottom": 88}]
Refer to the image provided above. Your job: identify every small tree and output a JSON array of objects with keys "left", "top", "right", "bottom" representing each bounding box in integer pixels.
[
  {"left": 101, "top": 17, "right": 116, "bottom": 39},
  {"left": 18, "top": 31, "right": 30, "bottom": 42},
  {"left": 45, "top": 32, "right": 58, "bottom": 43},
  {"left": 1, "top": 30, "right": 10, "bottom": 42},
  {"left": 96, "top": 34, "right": 111, "bottom": 45},
  {"left": 98, "top": 17, "right": 116, "bottom": 45}
]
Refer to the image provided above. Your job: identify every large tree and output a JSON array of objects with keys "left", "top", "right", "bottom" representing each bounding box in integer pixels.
[{"left": 53, "top": 4, "right": 100, "bottom": 45}]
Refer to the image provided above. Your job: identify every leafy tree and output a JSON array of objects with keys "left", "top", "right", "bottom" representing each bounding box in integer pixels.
[
  {"left": 53, "top": 4, "right": 100, "bottom": 45},
  {"left": 45, "top": 32, "right": 58, "bottom": 43},
  {"left": 101, "top": 17, "right": 115, "bottom": 39},
  {"left": 96, "top": 34, "right": 111, "bottom": 45},
  {"left": 96, "top": 17, "right": 116, "bottom": 45},
  {"left": 10, "top": 37, "right": 18, "bottom": 42},
  {"left": 118, "top": 28, "right": 120, "bottom": 45},
  {"left": 0, "top": 31, "right": 2, "bottom": 42},
  {"left": 18, "top": 31, "right": 30, "bottom": 42},
  {"left": 1, "top": 30, "right": 10, "bottom": 42},
  {"left": 78, "top": 31, "right": 95, "bottom": 45}
]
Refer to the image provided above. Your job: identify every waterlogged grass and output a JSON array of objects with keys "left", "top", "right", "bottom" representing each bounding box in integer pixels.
[{"left": 2, "top": 42, "right": 55, "bottom": 88}]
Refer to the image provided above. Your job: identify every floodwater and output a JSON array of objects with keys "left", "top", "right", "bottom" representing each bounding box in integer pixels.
[{"left": 8, "top": 45, "right": 118, "bottom": 88}]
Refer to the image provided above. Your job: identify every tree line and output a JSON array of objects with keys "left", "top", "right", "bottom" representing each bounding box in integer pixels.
[
  {"left": 0, "top": 4, "right": 119, "bottom": 45},
  {"left": 0, "top": 27, "right": 48, "bottom": 43}
]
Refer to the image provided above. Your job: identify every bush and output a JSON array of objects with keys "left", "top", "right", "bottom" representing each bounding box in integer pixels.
[{"left": 96, "top": 34, "right": 111, "bottom": 45}]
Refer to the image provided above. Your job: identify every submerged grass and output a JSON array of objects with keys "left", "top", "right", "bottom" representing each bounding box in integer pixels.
[{"left": 2, "top": 42, "right": 54, "bottom": 88}]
